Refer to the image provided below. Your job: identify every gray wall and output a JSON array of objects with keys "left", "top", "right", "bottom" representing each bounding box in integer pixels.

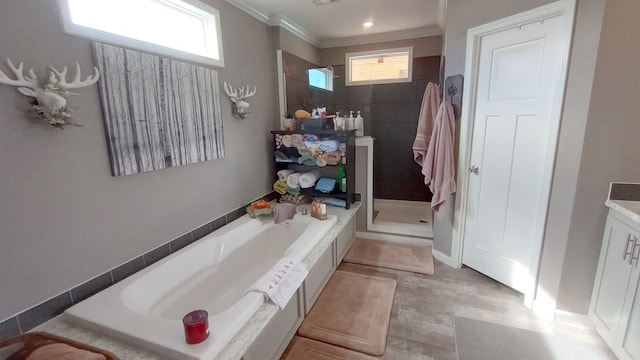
[
  {"left": 443, "top": 0, "right": 607, "bottom": 314},
  {"left": 277, "top": 28, "right": 321, "bottom": 65},
  {"left": 557, "top": 0, "right": 640, "bottom": 312},
  {"left": 0, "top": 0, "right": 278, "bottom": 321}
]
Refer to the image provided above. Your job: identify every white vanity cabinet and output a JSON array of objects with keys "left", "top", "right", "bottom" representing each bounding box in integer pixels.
[{"left": 590, "top": 208, "right": 640, "bottom": 360}]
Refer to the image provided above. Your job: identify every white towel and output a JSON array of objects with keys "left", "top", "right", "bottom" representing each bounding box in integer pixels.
[
  {"left": 286, "top": 172, "right": 301, "bottom": 188},
  {"left": 298, "top": 170, "right": 321, "bottom": 189},
  {"left": 248, "top": 257, "right": 308, "bottom": 309},
  {"left": 422, "top": 101, "right": 456, "bottom": 212},
  {"left": 413, "top": 82, "right": 441, "bottom": 166},
  {"left": 277, "top": 169, "right": 295, "bottom": 181}
]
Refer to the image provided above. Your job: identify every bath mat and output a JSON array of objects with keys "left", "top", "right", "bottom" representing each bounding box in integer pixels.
[
  {"left": 298, "top": 270, "right": 396, "bottom": 356},
  {"left": 454, "top": 317, "right": 616, "bottom": 360},
  {"left": 343, "top": 238, "right": 435, "bottom": 275},
  {"left": 284, "top": 336, "right": 380, "bottom": 360}
]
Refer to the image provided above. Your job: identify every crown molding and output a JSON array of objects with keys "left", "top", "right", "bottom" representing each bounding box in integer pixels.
[
  {"left": 319, "top": 26, "right": 442, "bottom": 48},
  {"left": 225, "top": 0, "right": 443, "bottom": 49},
  {"left": 270, "top": 15, "right": 321, "bottom": 47},
  {"left": 224, "top": 0, "right": 270, "bottom": 23}
]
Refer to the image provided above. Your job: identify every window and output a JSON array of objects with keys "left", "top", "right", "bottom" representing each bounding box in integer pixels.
[
  {"left": 346, "top": 47, "right": 413, "bottom": 86},
  {"left": 308, "top": 67, "right": 334, "bottom": 92},
  {"left": 58, "top": 0, "right": 224, "bottom": 67}
]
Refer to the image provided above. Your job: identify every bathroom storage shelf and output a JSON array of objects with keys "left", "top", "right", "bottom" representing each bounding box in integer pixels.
[{"left": 271, "top": 130, "right": 356, "bottom": 209}]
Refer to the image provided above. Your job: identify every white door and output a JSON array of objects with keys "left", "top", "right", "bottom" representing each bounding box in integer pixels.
[{"left": 462, "top": 6, "right": 573, "bottom": 295}]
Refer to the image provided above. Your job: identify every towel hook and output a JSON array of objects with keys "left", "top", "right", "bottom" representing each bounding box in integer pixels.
[{"left": 447, "top": 83, "right": 458, "bottom": 98}]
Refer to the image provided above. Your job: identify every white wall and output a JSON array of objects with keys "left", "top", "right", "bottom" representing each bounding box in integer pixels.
[
  {"left": 0, "top": 0, "right": 279, "bottom": 321},
  {"left": 443, "top": 0, "right": 606, "bottom": 315}
]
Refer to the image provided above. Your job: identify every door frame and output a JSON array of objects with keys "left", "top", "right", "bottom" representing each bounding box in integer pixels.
[{"left": 451, "top": 0, "right": 576, "bottom": 308}]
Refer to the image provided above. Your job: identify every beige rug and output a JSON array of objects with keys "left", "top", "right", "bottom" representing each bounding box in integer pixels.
[
  {"left": 298, "top": 270, "right": 396, "bottom": 356},
  {"left": 343, "top": 238, "right": 435, "bottom": 275},
  {"left": 285, "top": 337, "right": 380, "bottom": 360}
]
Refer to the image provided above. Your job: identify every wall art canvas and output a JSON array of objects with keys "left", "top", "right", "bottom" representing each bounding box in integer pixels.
[{"left": 93, "top": 42, "right": 224, "bottom": 176}]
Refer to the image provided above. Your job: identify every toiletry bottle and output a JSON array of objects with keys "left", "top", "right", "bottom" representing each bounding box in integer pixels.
[
  {"left": 347, "top": 111, "right": 355, "bottom": 130},
  {"left": 355, "top": 111, "right": 364, "bottom": 136},
  {"left": 335, "top": 111, "right": 344, "bottom": 130},
  {"left": 338, "top": 165, "right": 346, "bottom": 192}
]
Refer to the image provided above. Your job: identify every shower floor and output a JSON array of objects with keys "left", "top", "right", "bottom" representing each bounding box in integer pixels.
[{"left": 372, "top": 199, "right": 433, "bottom": 238}]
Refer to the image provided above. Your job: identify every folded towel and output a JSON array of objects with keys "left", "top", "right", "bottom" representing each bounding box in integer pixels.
[
  {"left": 287, "top": 184, "right": 301, "bottom": 196},
  {"left": 248, "top": 257, "right": 308, "bottom": 309},
  {"left": 319, "top": 140, "right": 339, "bottom": 152},
  {"left": 291, "top": 134, "right": 304, "bottom": 147},
  {"left": 298, "top": 155, "right": 316, "bottom": 166},
  {"left": 315, "top": 177, "right": 337, "bottom": 193},
  {"left": 323, "top": 197, "right": 346, "bottom": 208},
  {"left": 325, "top": 151, "right": 342, "bottom": 165},
  {"left": 286, "top": 172, "right": 301, "bottom": 187},
  {"left": 297, "top": 145, "right": 313, "bottom": 157},
  {"left": 273, "top": 180, "right": 288, "bottom": 194},
  {"left": 299, "top": 170, "right": 322, "bottom": 188},
  {"left": 272, "top": 202, "right": 297, "bottom": 224},
  {"left": 277, "top": 169, "right": 295, "bottom": 181},
  {"left": 274, "top": 150, "right": 289, "bottom": 162},
  {"left": 282, "top": 134, "right": 293, "bottom": 147}
]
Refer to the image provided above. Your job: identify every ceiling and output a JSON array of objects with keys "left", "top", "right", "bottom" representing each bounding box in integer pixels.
[{"left": 224, "top": 0, "right": 446, "bottom": 48}]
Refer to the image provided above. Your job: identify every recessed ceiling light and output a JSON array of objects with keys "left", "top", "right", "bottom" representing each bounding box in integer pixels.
[{"left": 363, "top": 21, "right": 374, "bottom": 28}]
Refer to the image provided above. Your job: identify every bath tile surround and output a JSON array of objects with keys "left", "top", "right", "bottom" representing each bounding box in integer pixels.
[{"left": 0, "top": 193, "right": 277, "bottom": 341}]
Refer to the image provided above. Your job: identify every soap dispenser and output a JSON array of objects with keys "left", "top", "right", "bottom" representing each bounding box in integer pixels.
[
  {"left": 355, "top": 111, "right": 364, "bottom": 136},
  {"left": 334, "top": 111, "right": 344, "bottom": 130},
  {"left": 347, "top": 111, "right": 355, "bottom": 130}
]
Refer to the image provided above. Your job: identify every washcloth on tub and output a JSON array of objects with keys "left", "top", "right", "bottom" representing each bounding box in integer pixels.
[
  {"left": 248, "top": 257, "right": 308, "bottom": 308},
  {"left": 273, "top": 180, "right": 288, "bottom": 194},
  {"left": 299, "top": 170, "right": 322, "bottom": 188},
  {"left": 286, "top": 172, "right": 301, "bottom": 188},
  {"left": 272, "top": 202, "right": 297, "bottom": 224},
  {"left": 315, "top": 177, "right": 336, "bottom": 193}
]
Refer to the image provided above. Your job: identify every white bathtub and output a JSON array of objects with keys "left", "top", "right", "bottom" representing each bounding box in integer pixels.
[{"left": 65, "top": 213, "right": 337, "bottom": 360}]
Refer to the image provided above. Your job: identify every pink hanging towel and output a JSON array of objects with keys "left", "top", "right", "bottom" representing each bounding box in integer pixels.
[
  {"left": 422, "top": 101, "right": 456, "bottom": 212},
  {"left": 412, "top": 82, "right": 441, "bottom": 165}
]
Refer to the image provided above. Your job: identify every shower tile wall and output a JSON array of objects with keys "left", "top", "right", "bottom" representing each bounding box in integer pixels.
[{"left": 333, "top": 56, "right": 441, "bottom": 201}]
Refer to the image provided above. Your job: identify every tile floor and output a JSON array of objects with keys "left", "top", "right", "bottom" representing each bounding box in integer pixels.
[{"left": 282, "top": 260, "right": 610, "bottom": 360}]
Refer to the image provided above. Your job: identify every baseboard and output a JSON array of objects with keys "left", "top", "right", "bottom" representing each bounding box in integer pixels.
[
  {"left": 553, "top": 310, "right": 594, "bottom": 329},
  {"left": 432, "top": 249, "right": 458, "bottom": 268}
]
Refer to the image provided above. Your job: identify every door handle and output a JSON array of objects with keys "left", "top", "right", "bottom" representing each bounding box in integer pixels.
[
  {"left": 623, "top": 233, "right": 635, "bottom": 262},
  {"left": 631, "top": 236, "right": 640, "bottom": 267},
  {"left": 469, "top": 165, "right": 479, "bottom": 174}
]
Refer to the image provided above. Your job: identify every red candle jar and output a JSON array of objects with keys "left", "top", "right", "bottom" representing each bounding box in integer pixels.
[{"left": 183, "top": 310, "right": 209, "bottom": 344}]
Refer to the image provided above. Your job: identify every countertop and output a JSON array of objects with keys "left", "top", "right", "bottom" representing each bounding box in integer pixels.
[
  {"left": 605, "top": 182, "right": 640, "bottom": 224},
  {"left": 34, "top": 203, "right": 361, "bottom": 360},
  {"left": 605, "top": 199, "right": 640, "bottom": 224}
]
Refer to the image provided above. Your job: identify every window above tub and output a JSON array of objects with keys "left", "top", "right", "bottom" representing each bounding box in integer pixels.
[
  {"left": 57, "top": 0, "right": 225, "bottom": 67},
  {"left": 345, "top": 47, "right": 413, "bottom": 86}
]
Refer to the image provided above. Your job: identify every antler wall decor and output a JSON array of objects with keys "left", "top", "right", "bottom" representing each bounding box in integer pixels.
[
  {"left": 0, "top": 58, "right": 99, "bottom": 128},
  {"left": 223, "top": 81, "right": 256, "bottom": 120}
]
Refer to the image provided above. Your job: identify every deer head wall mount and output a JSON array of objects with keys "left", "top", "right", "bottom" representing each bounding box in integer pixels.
[
  {"left": 0, "top": 58, "right": 99, "bottom": 129},
  {"left": 223, "top": 82, "right": 256, "bottom": 120}
]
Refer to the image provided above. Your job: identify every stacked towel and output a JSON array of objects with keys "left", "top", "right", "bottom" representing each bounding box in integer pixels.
[
  {"left": 299, "top": 170, "right": 322, "bottom": 188},
  {"left": 319, "top": 140, "right": 339, "bottom": 152},
  {"left": 298, "top": 155, "right": 316, "bottom": 166},
  {"left": 325, "top": 151, "right": 342, "bottom": 165},
  {"left": 286, "top": 172, "right": 301, "bottom": 188},
  {"left": 315, "top": 177, "right": 336, "bottom": 193},
  {"left": 273, "top": 180, "right": 288, "bottom": 194},
  {"left": 277, "top": 169, "right": 295, "bottom": 181}
]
